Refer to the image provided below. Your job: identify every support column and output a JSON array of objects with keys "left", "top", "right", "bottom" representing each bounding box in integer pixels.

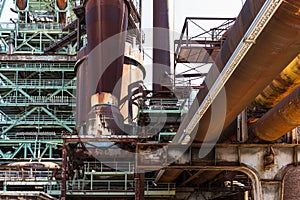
[
  {"left": 153, "top": 0, "right": 171, "bottom": 92},
  {"left": 61, "top": 139, "right": 67, "bottom": 200},
  {"left": 135, "top": 172, "right": 145, "bottom": 200}
]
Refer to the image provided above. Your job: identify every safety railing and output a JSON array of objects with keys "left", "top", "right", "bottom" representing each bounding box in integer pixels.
[
  {"left": 46, "top": 179, "right": 175, "bottom": 195},
  {"left": 0, "top": 96, "right": 76, "bottom": 105},
  {"left": 18, "top": 23, "right": 65, "bottom": 31},
  {"left": 0, "top": 22, "right": 15, "bottom": 31},
  {"left": 0, "top": 169, "right": 53, "bottom": 181},
  {"left": 84, "top": 161, "right": 135, "bottom": 173},
  {"left": 5, "top": 132, "right": 63, "bottom": 140},
  {"left": 174, "top": 17, "right": 236, "bottom": 67},
  {"left": 0, "top": 62, "right": 75, "bottom": 70},
  {"left": 0, "top": 79, "right": 75, "bottom": 87},
  {"left": 69, "top": 179, "right": 135, "bottom": 191},
  {"left": 0, "top": 114, "right": 75, "bottom": 124}
]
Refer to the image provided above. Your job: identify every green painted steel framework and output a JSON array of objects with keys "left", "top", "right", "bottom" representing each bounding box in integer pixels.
[{"left": 0, "top": 0, "right": 76, "bottom": 161}]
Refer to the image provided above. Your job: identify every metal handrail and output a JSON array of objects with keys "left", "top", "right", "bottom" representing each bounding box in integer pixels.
[{"left": 174, "top": 17, "right": 236, "bottom": 67}]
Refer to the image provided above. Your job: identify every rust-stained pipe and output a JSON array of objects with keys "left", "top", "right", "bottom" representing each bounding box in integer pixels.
[
  {"left": 57, "top": 0, "right": 68, "bottom": 10},
  {"left": 57, "top": 0, "right": 68, "bottom": 24},
  {"left": 86, "top": 0, "right": 129, "bottom": 100},
  {"left": 16, "top": 0, "right": 27, "bottom": 10},
  {"left": 78, "top": 0, "right": 129, "bottom": 135},
  {"left": 172, "top": 0, "right": 300, "bottom": 144},
  {"left": 254, "top": 54, "right": 300, "bottom": 108},
  {"left": 249, "top": 87, "right": 300, "bottom": 142},
  {"left": 153, "top": 0, "right": 171, "bottom": 92}
]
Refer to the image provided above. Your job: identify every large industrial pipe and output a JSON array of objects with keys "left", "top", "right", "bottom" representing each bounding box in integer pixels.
[
  {"left": 249, "top": 86, "right": 300, "bottom": 142},
  {"left": 254, "top": 54, "right": 300, "bottom": 108},
  {"left": 153, "top": 0, "right": 171, "bottom": 92},
  {"left": 75, "top": 0, "right": 129, "bottom": 135},
  {"left": 173, "top": 0, "right": 300, "bottom": 144},
  {"left": 86, "top": 0, "right": 129, "bottom": 100}
]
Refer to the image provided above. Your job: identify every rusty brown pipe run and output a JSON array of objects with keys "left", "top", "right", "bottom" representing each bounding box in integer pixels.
[
  {"left": 172, "top": 0, "right": 300, "bottom": 144},
  {"left": 16, "top": 0, "right": 27, "bottom": 10},
  {"left": 153, "top": 0, "right": 171, "bottom": 92},
  {"left": 249, "top": 87, "right": 300, "bottom": 142},
  {"left": 86, "top": 0, "right": 129, "bottom": 100},
  {"left": 254, "top": 54, "right": 300, "bottom": 109}
]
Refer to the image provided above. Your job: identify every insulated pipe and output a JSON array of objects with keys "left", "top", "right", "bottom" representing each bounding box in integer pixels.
[
  {"left": 249, "top": 87, "right": 300, "bottom": 142},
  {"left": 153, "top": 0, "right": 171, "bottom": 92},
  {"left": 172, "top": 0, "right": 300, "bottom": 144},
  {"left": 254, "top": 54, "right": 300, "bottom": 108}
]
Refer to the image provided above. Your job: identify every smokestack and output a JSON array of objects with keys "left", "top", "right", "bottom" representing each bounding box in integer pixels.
[
  {"left": 153, "top": 0, "right": 171, "bottom": 92},
  {"left": 81, "top": 0, "right": 129, "bottom": 135},
  {"left": 86, "top": 0, "right": 129, "bottom": 101}
]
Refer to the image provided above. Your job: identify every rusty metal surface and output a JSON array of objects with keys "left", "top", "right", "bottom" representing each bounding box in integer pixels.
[
  {"left": 61, "top": 140, "right": 67, "bottom": 200},
  {"left": 135, "top": 173, "right": 145, "bottom": 200},
  {"left": 249, "top": 87, "right": 300, "bottom": 142},
  {"left": 57, "top": 0, "right": 68, "bottom": 23},
  {"left": 57, "top": 0, "right": 68, "bottom": 10},
  {"left": 85, "top": 0, "right": 129, "bottom": 98},
  {"left": 283, "top": 166, "right": 300, "bottom": 200},
  {"left": 16, "top": 0, "right": 27, "bottom": 10},
  {"left": 173, "top": 0, "right": 300, "bottom": 143},
  {"left": 177, "top": 47, "right": 216, "bottom": 63},
  {"left": 153, "top": 0, "right": 170, "bottom": 92},
  {"left": 158, "top": 169, "right": 182, "bottom": 183},
  {"left": 75, "top": 59, "right": 88, "bottom": 127},
  {"left": 254, "top": 54, "right": 300, "bottom": 108},
  {"left": 89, "top": 104, "right": 125, "bottom": 135}
]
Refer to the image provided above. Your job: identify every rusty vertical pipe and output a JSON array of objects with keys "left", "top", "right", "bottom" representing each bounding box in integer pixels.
[
  {"left": 16, "top": 0, "right": 28, "bottom": 22},
  {"left": 61, "top": 139, "right": 67, "bottom": 200},
  {"left": 153, "top": 0, "right": 171, "bottom": 92},
  {"left": 56, "top": 0, "right": 68, "bottom": 24},
  {"left": 249, "top": 87, "right": 300, "bottom": 142},
  {"left": 16, "top": 0, "right": 27, "bottom": 10},
  {"left": 86, "top": 0, "right": 129, "bottom": 101},
  {"left": 57, "top": 0, "right": 68, "bottom": 10},
  {"left": 81, "top": 0, "right": 129, "bottom": 135}
]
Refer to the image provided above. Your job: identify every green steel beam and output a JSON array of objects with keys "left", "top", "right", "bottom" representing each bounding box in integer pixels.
[
  {"left": 0, "top": 0, "right": 6, "bottom": 19},
  {"left": 1, "top": 107, "right": 38, "bottom": 134},
  {"left": 0, "top": 73, "right": 34, "bottom": 101},
  {"left": 41, "top": 107, "right": 73, "bottom": 132},
  {"left": 10, "top": 143, "right": 25, "bottom": 159},
  {"left": 46, "top": 77, "right": 76, "bottom": 101},
  {"left": 26, "top": 143, "right": 35, "bottom": 157}
]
